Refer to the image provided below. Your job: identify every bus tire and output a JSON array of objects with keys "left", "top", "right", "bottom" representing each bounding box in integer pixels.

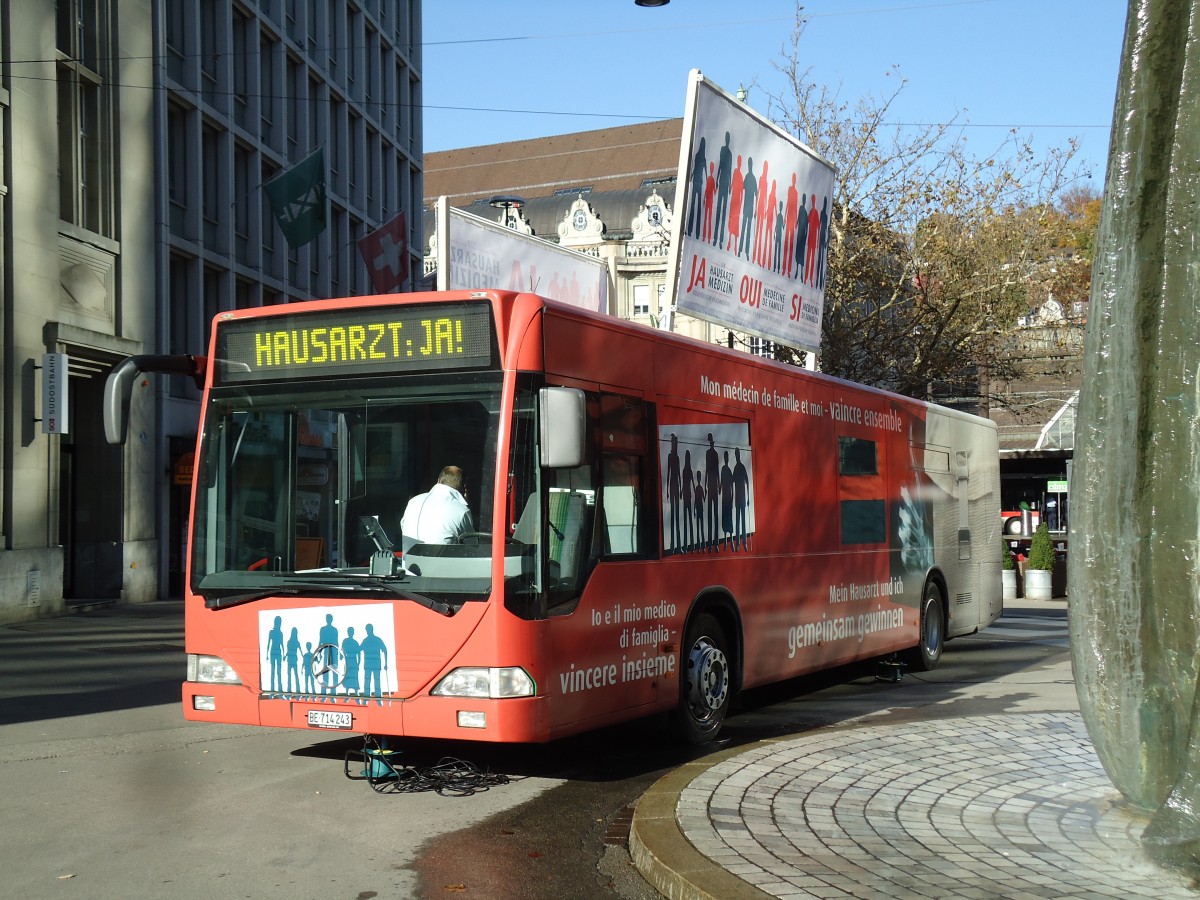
[
  {"left": 673, "top": 612, "right": 731, "bottom": 744},
  {"left": 906, "top": 581, "right": 945, "bottom": 672}
]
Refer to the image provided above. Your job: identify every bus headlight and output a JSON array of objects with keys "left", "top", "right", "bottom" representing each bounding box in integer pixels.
[
  {"left": 431, "top": 667, "right": 535, "bottom": 699},
  {"left": 187, "top": 653, "right": 242, "bottom": 685}
]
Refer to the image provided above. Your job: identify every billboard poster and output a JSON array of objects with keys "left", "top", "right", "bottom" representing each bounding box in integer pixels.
[
  {"left": 436, "top": 198, "right": 609, "bottom": 314},
  {"left": 667, "top": 70, "right": 836, "bottom": 354}
]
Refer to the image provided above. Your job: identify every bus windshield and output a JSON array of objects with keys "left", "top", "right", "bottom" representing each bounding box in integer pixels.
[{"left": 190, "top": 372, "right": 505, "bottom": 609}]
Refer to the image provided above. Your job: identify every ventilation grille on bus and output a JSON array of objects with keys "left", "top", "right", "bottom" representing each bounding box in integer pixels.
[{"left": 955, "top": 593, "right": 973, "bottom": 607}]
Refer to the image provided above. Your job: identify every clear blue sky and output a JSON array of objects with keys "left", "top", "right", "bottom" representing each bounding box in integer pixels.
[{"left": 422, "top": 0, "right": 1127, "bottom": 184}]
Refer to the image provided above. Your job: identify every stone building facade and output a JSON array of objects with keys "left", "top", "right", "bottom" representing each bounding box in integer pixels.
[{"left": 1, "top": 1, "right": 423, "bottom": 621}]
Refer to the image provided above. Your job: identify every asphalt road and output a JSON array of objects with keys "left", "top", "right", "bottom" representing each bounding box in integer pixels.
[{"left": 0, "top": 600, "right": 1069, "bottom": 899}]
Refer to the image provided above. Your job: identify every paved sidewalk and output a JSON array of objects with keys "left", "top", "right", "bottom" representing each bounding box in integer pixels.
[{"left": 630, "top": 607, "right": 1199, "bottom": 899}]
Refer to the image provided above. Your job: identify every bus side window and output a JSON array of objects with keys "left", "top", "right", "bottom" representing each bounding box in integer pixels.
[
  {"left": 602, "top": 455, "right": 641, "bottom": 555},
  {"left": 599, "top": 393, "right": 651, "bottom": 558},
  {"left": 545, "top": 466, "right": 597, "bottom": 609},
  {"left": 838, "top": 435, "right": 886, "bottom": 545}
]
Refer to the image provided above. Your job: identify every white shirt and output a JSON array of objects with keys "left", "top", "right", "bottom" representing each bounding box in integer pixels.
[{"left": 400, "top": 482, "right": 473, "bottom": 551}]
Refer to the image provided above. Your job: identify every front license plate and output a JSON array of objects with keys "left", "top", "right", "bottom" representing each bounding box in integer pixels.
[{"left": 307, "top": 710, "right": 352, "bottom": 730}]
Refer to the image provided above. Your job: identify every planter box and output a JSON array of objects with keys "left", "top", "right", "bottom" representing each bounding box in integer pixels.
[
  {"left": 1025, "top": 568, "right": 1054, "bottom": 601},
  {"left": 1002, "top": 568, "right": 1018, "bottom": 601}
]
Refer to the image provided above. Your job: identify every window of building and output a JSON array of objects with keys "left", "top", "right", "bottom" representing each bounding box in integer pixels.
[
  {"left": 203, "top": 267, "right": 223, "bottom": 349},
  {"left": 167, "top": 104, "right": 190, "bottom": 236},
  {"left": 199, "top": 1, "right": 220, "bottom": 108},
  {"left": 232, "top": 10, "right": 252, "bottom": 129},
  {"left": 201, "top": 124, "right": 223, "bottom": 249},
  {"left": 260, "top": 33, "right": 279, "bottom": 148},
  {"left": 632, "top": 284, "right": 651, "bottom": 318},
  {"left": 234, "top": 142, "right": 253, "bottom": 264},
  {"left": 168, "top": 255, "right": 199, "bottom": 399},
  {"left": 165, "top": 4, "right": 187, "bottom": 84},
  {"left": 749, "top": 337, "right": 774, "bottom": 358},
  {"left": 56, "top": 0, "right": 112, "bottom": 237}
]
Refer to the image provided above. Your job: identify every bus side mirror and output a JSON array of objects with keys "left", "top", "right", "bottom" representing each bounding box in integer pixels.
[
  {"left": 539, "top": 387, "right": 585, "bottom": 469},
  {"left": 103, "top": 354, "right": 207, "bottom": 445},
  {"left": 103, "top": 357, "right": 142, "bottom": 445}
]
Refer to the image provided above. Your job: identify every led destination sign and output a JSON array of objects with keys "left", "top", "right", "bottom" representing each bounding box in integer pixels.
[{"left": 214, "top": 302, "right": 496, "bottom": 383}]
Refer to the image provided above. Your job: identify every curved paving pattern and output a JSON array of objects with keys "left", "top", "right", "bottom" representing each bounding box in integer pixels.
[{"left": 675, "top": 712, "right": 1198, "bottom": 899}]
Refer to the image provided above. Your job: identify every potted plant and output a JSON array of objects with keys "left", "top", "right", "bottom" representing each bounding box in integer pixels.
[
  {"left": 1001, "top": 540, "right": 1018, "bottom": 601},
  {"left": 1025, "top": 523, "right": 1055, "bottom": 600}
]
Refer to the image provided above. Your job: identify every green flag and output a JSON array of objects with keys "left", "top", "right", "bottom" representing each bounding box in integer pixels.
[{"left": 264, "top": 149, "right": 327, "bottom": 248}]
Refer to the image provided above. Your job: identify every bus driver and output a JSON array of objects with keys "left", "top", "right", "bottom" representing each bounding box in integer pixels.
[{"left": 400, "top": 465, "right": 474, "bottom": 552}]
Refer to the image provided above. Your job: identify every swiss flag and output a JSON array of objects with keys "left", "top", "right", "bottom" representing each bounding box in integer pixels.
[{"left": 358, "top": 211, "right": 409, "bottom": 293}]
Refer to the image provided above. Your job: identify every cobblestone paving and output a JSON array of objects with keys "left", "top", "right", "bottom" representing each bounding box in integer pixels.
[{"left": 677, "top": 712, "right": 1199, "bottom": 899}]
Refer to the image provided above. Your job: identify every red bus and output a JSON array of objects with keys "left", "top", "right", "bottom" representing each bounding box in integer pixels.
[{"left": 105, "top": 290, "right": 1002, "bottom": 744}]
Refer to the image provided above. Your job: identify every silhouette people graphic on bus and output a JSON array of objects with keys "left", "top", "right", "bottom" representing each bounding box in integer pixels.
[
  {"left": 693, "top": 472, "right": 706, "bottom": 551},
  {"left": 705, "top": 434, "right": 721, "bottom": 551},
  {"left": 303, "top": 642, "right": 316, "bottom": 694},
  {"left": 361, "top": 623, "right": 389, "bottom": 698},
  {"left": 682, "top": 449, "right": 695, "bottom": 553},
  {"left": 286, "top": 626, "right": 301, "bottom": 693},
  {"left": 318, "top": 613, "right": 339, "bottom": 695},
  {"left": 266, "top": 615, "right": 284, "bottom": 692},
  {"left": 721, "top": 451, "right": 735, "bottom": 550},
  {"left": 734, "top": 448, "right": 751, "bottom": 552},
  {"left": 665, "top": 433, "right": 682, "bottom": 553},
  {"left": 341, "top": 626, "right": 362, "bottom": 696}
]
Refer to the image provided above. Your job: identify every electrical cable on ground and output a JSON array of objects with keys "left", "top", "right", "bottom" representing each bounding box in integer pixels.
[{"left": 345, "top": 736, "right": 511, "bottom": 796}]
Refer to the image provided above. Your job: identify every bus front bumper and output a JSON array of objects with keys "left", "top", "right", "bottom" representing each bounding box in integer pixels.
[{"left": 183, "top": 682, "right": 551, "bottom": 743}]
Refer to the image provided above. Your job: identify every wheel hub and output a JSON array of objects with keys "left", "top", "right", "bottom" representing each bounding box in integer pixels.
[{"left": 688, "top": 638, "right": 729, "bottom": 713}]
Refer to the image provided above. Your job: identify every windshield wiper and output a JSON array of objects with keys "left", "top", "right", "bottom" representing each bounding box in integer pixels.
[
  {"left": 198, "top": 574, "right": 456, "bottom": 616},
  {"left": 354, "top": 577, "right": 455, "bottom": 616},
  {"left": 203, "top": 588, "right": 301, "bottom": 610}
]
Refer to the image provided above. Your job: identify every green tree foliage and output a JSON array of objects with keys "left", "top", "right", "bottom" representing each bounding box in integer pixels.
[
  {"left": 1027, "top": 523, "right": 1056, "bottom": 570},
  {"left": 759, "top": 10, "right": 1094, "bottom": 407}
]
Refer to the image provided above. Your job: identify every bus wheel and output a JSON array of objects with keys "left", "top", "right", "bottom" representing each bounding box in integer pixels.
[
  {"left": 906, "top": 582, "right": 945, "bottom": 672},
  {"left": 674, "top": 613, "right": 731, "bottom": 744}
]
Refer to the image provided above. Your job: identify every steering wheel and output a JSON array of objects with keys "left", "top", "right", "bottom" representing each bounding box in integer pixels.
[
  {"left": 456, "top": 531, "right": 492, "bottom": 545},
  {"left": 457, "top": 531, "right": 521, "bottom": 547}
]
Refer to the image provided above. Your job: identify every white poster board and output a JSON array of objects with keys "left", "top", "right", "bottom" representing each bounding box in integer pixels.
[
  {"left": 436, "top": 198, "right": 609, "bottom": 314},
  {"left": 666, "top": 70, "right": 836, "bottom": 354}
]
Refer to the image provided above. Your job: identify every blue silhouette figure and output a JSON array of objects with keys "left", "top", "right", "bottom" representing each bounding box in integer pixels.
[
  {"left": 266, "top": 615, "right": 284, "bottom": 692},
  {"left": 285, "top": 626, "right": 301, "bottom": 693},
  {"left": 318, "top": 613, "right": 339, "bottom": 695},
  {"left": 341, "top": 627, "right": 362, "bottom": 695},
  {"left": 361, "top": 623, "right": 389, "bottom": 698},
  {"left": 303, "top": 642, "right": 316, "bottom": 694}
]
